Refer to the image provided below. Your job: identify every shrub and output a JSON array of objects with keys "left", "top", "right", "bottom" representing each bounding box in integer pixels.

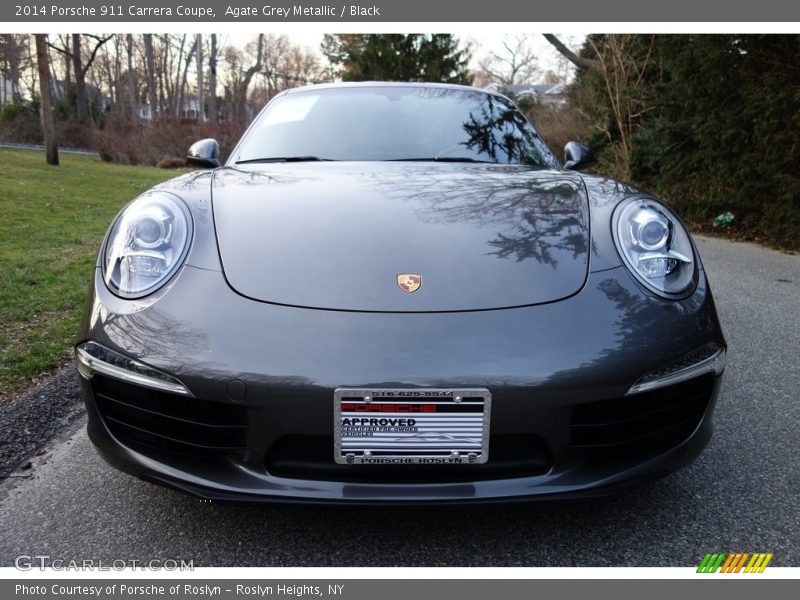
[
  {"left": 0, "top": 100, "right": 41, "bottom": 144},
  {"left": 91, "top": 119, "right": 245, "bottom": 166},
  {"left": 156, "top": 157, "right": 187, "bottom": 169},
  {"left": 524, "top": 102, "right": 592, "bottom": 161},
  {"left": 571, "top": 34, "right": 800, "bottom": 249}
]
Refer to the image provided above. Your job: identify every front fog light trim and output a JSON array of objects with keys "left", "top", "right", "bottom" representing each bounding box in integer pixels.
[
  {"left": 627, "top": 344, "right": 725, "bottom": 396},
  {"left": 75, "top": 341, "right": 192, "bottom": 397}
]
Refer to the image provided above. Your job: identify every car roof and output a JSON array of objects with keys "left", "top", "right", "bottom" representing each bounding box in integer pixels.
[{"left": 279, "top": 81, "right": 509, "bottom": 101}]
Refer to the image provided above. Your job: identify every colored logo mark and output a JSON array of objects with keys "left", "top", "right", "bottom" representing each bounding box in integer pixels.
[{"left": 697, "top": 552, "right": 773, "bottom": 573}]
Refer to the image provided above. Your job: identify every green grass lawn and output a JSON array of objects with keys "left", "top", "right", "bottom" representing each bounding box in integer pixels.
[{"left": 0, "top": 149, "right": 177, "bottom": 401}]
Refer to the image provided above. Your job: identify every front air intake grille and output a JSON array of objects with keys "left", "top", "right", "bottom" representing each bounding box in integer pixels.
[
  {"left": 92, "top": 375, "right": 248, "bottom": 457},
  {"left": 569, "top": 373, "right": 715, "bottom": 454},
  {"left": 265, "top": 434, "right": 551, "bottom": 483}
]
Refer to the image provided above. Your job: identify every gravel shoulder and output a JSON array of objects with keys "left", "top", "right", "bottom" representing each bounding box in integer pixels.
[{"left": 0, "top": 366, "right": 83, "bottom": 478}]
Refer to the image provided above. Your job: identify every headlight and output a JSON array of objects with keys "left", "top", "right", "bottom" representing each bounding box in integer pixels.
[
  {"left": 103, "top": 193, "right": 192, "bottom": 298},
  {"left": 612, "top": 197, "right": 697, "bottom": 298}
]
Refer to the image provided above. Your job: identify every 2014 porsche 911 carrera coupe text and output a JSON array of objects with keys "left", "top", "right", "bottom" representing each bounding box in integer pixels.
[{"left": 76, "top": 82, "right": 726, "bottom": 503}]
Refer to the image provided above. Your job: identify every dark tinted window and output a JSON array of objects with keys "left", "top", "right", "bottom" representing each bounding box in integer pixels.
[{"left": 233, "top": 86, "right": 558, "bottom": 167}]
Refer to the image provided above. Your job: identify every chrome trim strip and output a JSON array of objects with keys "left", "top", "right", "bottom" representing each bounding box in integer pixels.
[
  {"left": 75, "top": 346, "right": 193, "bottom": 397},
  {"left": 627, "top": 348, "right": 725, "bottom": 396}
]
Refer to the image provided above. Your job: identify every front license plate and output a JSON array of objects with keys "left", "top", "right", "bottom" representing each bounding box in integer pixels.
[{"left": 334, "top": 388, "right": 491, "bottom": 465}]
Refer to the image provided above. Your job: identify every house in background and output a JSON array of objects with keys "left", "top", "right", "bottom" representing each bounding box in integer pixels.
[
  {"left": 138, "top": 104, "right": 153, "bottom": 120},
  {"left": 52, "top": 80, "right": 112, "bottom": 113},
  {"left": 138, "top": 96, "right": 202, "bottom": 121},
  {"left": 0, "top": 75, "right": 25, "bottom": 105},
  {"left": 485, "top": 82, "right": 567, "bottom": 106}
]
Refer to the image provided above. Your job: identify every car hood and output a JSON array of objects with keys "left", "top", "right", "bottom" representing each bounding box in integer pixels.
[{"left": 211, "top": 162, "right": 589, "bottom": 312}]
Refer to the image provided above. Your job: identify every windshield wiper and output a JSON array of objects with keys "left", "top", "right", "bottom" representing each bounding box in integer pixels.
[
  {"left": 387, "top": 157, "right": 495, "bottom": 163},
  {"left": 235, "top": 156, "right": 335, "bottom": 164}
]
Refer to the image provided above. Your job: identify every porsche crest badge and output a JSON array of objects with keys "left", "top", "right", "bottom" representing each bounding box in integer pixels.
[{"left": 397, "top": 273, "right": 422, "bottom": 293}]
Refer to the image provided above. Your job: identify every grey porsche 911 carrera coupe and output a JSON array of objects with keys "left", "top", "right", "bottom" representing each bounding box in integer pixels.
[{"left": 76, "top": 82, "right": 726, "bottom": 503}]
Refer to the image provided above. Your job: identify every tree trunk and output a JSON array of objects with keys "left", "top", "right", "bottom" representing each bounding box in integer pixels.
[
  {"left": 234, "top": 34, "right": 263, "bottom": 125},
  {"left": 61, "top": 37, "right": 71, "bottom": 103},
  {"left": 126, "top": 34, "right": 137, "bottom": 122},
  {"left": 208, "top": 34, "right": 218, "bottom": 124},
  {"left": 196, "top": 34, "right": 204, "bottom": 123},
  {"left": 111, "top": 35, "right": 121, "bottom": 109},
  {"left": 166, "top": 34, "right": 181, "bottom": 116},
  {"left": 72, "top": 34, "right": 89, "bottom": 123},
  {"left": 143, "top": 34, "right": 158, "bottom": 121},
  {"left": 543, "top": 34, "right": 600, "bottom": 70},
  {"left": 176, "top": 36, "right": 196, "bottom": 120},
  {"left": 35, "top": 34, "right": 58, "bottom": 166},
  {"left": 157, "top": 36, "right": 167, "bottom": 118}
]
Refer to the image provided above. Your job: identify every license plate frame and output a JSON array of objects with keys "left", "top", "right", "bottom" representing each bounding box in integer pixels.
[{"left": 333, "top": 388, "right": 491, "bottom": 465}]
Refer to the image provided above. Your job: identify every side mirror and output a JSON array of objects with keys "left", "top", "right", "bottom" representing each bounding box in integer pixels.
[
  {"left": 187, "top": 138, "right": 221, "bottom": 169},
  {"left": 563, "top": 141, "right": 596, "bottom": 171}
]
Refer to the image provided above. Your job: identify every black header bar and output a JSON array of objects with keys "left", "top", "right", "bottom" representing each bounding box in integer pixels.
[{"left": 4, "top": 0, "right": 800, "bottom": 23}]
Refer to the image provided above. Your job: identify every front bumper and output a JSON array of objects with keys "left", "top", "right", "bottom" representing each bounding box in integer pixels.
[{"left": 78, "top": 264, "right": 725, "bottom": 503}]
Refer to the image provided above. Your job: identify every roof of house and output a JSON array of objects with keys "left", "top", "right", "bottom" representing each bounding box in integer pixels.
[{"left": 485, "top": 82, "right": 566, "bottom": 97}]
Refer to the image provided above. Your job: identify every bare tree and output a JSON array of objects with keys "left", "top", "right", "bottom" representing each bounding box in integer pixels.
[
  {"left": 208, "top": 34, "right": 218, "bottom": 124},
  {"left": 126, "top": 34, "right": 137, "bottom": 121},
  {"left": 0, "top": 35, "right": 27, "bottom": 103},
  {"left": 545, "top": 34, "right": 656, "bottom": 177},
  {"left": 90, "top": 34, "right": 119, "bottom": 108},
  {"left": 143, "top": 34, "right": 158, "bottom": 120},
  {"left": 48, "top": 35, "right": 72, "bottom": 101},
  {"left": 477, "top": 34, "right": 539, "bottom": 86},
  {"left": 18, "top": 36, "right": 39, "bottom": 101},
  {"left": 174, "top": 35, "right": 196, "bottom": 118},
  {"left": 228, "top": 33, "right": 263, "bottom": 125},
  {"left": 279, "top": 43, "right": 324, "bottom": 88},
  {"left": 543, "top": 34, "right": 600, "bottom": 70},
  {"left": 71, "top": 34, "right": 88, "bottom": 121},
  {"left": 260, "top": 34, "right": 290, "bottom": 99},
  {"left": 157, "top": 34, "right": 172, "bottom": 115},
  {"left": 63, "top": 34, "right": 113, "bottom": 122},
  {"left": 196, "top": 34, "right": 204, "bottom": 122},
  {"left": 35, "top": 34, "right": 58, "bottom": 165}
]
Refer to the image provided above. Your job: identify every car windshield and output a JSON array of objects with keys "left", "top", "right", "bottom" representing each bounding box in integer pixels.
[{"left": 232, "top": 86, "right": 558, "bottom": 167}]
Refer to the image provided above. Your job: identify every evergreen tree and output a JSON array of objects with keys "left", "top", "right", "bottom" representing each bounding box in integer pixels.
[
  {"left": 321, "top": 34, "right": 471, "bottom": 84},
  {"left": 567, "top": 34, "right": 800, "bottom": 248}
]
